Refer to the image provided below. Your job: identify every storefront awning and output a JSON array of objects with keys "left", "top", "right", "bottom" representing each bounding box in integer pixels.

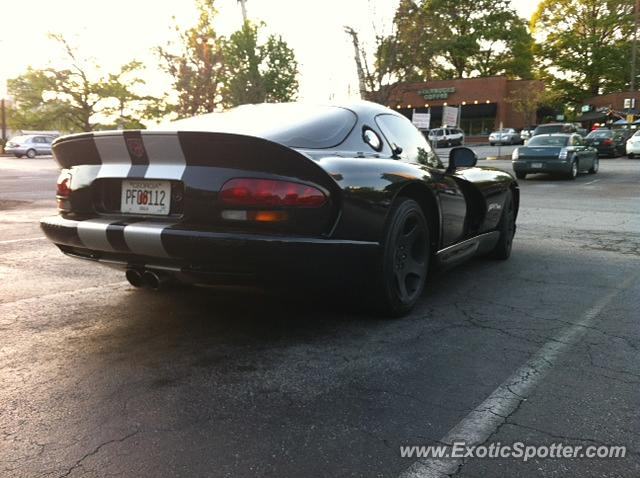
[{"left": 575, "top": 111, "right": 607, "bottom": 122}]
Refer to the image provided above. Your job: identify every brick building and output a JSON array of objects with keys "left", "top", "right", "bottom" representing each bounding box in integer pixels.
[
  {"left": 577, "top": 91, "right": 640, "bottom": 126},
  {"left": 384, "top": 76, "right": 544, "bottom": 141}
]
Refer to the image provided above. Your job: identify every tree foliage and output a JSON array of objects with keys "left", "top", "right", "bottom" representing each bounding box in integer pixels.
[
  {"left": 8, "top": 35, "right": 152, "bottom": 132},
  {"left": 222, "top": 21, "right": 298, "bottom": 108},
  {"left": 157, "top": 1, "right": 299, "bottom": 116},
  {"left": 383, "top": 0, "right": 533, "bottom": 81},
  {"left": 532, "top": 0, "right": 636, "bottom": 102}
]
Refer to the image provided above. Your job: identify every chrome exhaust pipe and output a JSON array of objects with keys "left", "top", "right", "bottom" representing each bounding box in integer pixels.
[
  {"left": 125, "top": 269, "right": 144, "bottom": 288},
  {"left": 142, "top": 270, "right": 170, "bottom": 291}
]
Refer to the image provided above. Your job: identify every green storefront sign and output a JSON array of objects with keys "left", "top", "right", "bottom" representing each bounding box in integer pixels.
[{"left": 420, "top": 87, "right": 456, "bottom": 100}]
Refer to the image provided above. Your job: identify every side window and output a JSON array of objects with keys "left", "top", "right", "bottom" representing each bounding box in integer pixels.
[{"left": 375, "top": 114, "right": 443, "bottom": 168}]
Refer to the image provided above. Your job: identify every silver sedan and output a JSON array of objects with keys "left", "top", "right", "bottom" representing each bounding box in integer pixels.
[{"left": 489, "top": 128, "right": 523, "bottom": 146}]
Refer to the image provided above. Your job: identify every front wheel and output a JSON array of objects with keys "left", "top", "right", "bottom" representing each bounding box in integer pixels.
[
  {"left": 515, "top": 171, "right": 526, "bottom": 180},
  {"left": 566, "top": 160, "right": 578, "bottom": 180},
  {"left": 373, "top": 198, "right": 429, "bottom": 317},
  {"left": 588, "top": 157, "right": 599, "bottom": 174},
  {"left": 490, "top": 190, "right": 516, "bottom": 260}
]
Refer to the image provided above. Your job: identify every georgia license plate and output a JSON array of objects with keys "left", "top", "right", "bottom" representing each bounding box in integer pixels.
[
  {"left": 531, "top": 162, "right": 543, "bottom": 168},
  {"left": 121, "top": 180, "right": 171, "bottom": 215}
]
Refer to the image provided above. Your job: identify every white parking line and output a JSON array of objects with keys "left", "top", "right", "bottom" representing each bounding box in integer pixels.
[
  {"left": 399, "top": 273, "right": 636, "bottom": 478},
  {"left": 584, "top": 179, "right": 600, "bottom": 186},
  {"left": 0, "top": 237, "right": 46, "bottom": 245}
]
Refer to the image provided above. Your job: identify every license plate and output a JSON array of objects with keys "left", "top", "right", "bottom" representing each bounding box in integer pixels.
[
  {"left": 121, "top": 180, "right": 171, "bottom": 215},
  {"left": 531, "top": 162, "right": 543, "bottom": 168},
  {"left": 593, "top": 141, "right": 600, "bottom": 145}
]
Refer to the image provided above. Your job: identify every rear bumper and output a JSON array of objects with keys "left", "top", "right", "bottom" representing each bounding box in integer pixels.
[
  {"left": 512, "top": 160, "right": 571, "bottom": 174},
  {"left": 40, "top": 215, "right": 379, "bottom": 283}
]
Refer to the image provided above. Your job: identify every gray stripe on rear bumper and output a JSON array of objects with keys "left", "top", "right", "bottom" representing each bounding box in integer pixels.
[
  {"left": 123, "top": 221, "right": 175, "bottom": 258},
  {"left": 76, "top": 218, "right": 117, "bottom": 252}
]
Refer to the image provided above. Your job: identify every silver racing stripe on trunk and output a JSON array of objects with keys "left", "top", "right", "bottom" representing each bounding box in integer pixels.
[
  {"left": 142, "top": 133, "right": 187, "bottom": 180},
  {"left": 76, "top": 218, "right": 117, "bottom": 252},
  {"left": 94, "top": 132, "right": 132, "bottom": 178},
  {"left": 123, "top": 221, "right": 177, "bottom": 258}
]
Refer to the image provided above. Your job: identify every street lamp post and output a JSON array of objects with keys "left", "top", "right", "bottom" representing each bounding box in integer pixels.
[{"left": 632, "top": 0, "right": 639, "bottom": 92}]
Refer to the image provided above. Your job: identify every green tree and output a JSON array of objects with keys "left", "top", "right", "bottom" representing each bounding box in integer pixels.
[
  {"left": 156, "top": 0, "right": 226, "bottom": 118},
  {"left": 380, "top": 0, "right": 533, "bottom": 81},
  {"left": 532, "top": 0, "right": 636, "bottom": 103},
  {"left": 8, "top": 35, "right": 152, "bottom": 132},
  {"left": 223, "top": 21, "right": 298, "bottom": 107}
]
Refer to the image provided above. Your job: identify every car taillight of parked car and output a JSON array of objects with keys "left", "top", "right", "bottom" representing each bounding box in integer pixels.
[
  {"left": 602, "top": 139, "right": 613, "bottom": 146},
  {"left": 56, "top": 171, "right": 72, "bottom": 212}
]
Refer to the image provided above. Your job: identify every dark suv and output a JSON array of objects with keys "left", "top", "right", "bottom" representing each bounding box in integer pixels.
[{"left": 532, "top": 123, "right": 578, "bottom": 137}]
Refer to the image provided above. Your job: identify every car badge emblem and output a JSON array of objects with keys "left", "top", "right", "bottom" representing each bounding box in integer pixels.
[{"left": 126, "top": 137, "right": 146, "bottom": 159}]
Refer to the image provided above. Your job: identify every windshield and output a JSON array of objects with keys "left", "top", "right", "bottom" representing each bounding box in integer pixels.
[
  {"left": 587, "top": 130, "right": 612, "bottom": 139},
  {"left": 164, "top": 104, "right": 357, "bottom": 149},
  {"left": 527, "top": 136, "right": 569, "bottom": 147},
  {"left": 535, "top": 125, "right": 564, "bottom": 135}
]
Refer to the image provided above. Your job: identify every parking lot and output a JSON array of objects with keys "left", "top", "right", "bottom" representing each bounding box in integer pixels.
[{"left": 1, "top": 153, "right": 639, "bottom": 477}]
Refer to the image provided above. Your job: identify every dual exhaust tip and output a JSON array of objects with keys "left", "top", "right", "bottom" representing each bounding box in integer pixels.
[{"left": 126, "top": 269, "right": 171, "bottom": 291}]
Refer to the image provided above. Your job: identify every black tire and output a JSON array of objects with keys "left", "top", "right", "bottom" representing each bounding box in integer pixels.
[
  {"left": 490, "top": 142, "right": 495, "bottom": 146},
  {"left": 490, "top": 190, "right": 516, "bottom": 260},
  {"left": 588, "top": 156, "right": 599, "bottom": 174},
  {"left": 566, "top": 159, "right": 578, "bottom": 180},
  {"left": 629, "top": 153, "right": 635, "bottom": 159},
  {"left": 26, "top": 149, "right": 36, "bottom": 159},
  {"left": 515, "top": 171, "right": 526, "bottom": 180},
  {"left": 373, "top": 198, "right": 429, "bottom": 317}
]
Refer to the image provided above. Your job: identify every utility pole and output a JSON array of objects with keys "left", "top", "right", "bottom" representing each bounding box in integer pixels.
[
  {"left": 344, "top": 26, "right": 368, "bottom": 99},
  {"left": 1, "top": 99, "right": 5, "bottom": 145},
  {"left": 238, "top": 0, "right": 248, "bottom": 23},
  {"left": 631, "top": 0, "right": 639, "bottom": 92}
]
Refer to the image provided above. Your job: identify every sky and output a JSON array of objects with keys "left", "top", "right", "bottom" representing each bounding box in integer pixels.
[{"left": 0, "top": 0, "right": 541, "bottom": 106}]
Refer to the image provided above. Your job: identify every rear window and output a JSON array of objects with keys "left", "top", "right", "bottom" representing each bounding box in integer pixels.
[
  {"left": 164, "top": 104, "right": 357, "bottom": 149},
  {"left": 9, "top": 135, "right": 28, "bottom": 143},
  {"left": 527, "top": 136, "right": 569, "bottom": 147},
  {"left": 587, "top": 130, "right": 613, "bottom": 139},
  {"left": 534, "top": 125, "right": 563, "bottom": 135}
]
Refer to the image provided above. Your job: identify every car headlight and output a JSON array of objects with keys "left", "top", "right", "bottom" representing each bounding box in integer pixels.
[
  {"left": 558, "top": 148, "right": 569, "bottom": 160},
  {"left": 512, "top": 149, "right": 519, "bottom": 160}
]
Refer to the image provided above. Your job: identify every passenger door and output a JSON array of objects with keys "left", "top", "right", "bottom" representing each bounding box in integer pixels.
[
  {"left": 375, "top": 114, "right": 467, "bottom": 248},
  {"left": 572, "top": 135, "right": 593, "bottom": 169}
]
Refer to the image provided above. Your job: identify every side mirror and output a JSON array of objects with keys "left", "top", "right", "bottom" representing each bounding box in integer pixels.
[
  {"left": 448, "top": 146, "right": 477, "bottom": 171},
  {"left": 391, "top": 142, "right": 403, "bottom": 158}
]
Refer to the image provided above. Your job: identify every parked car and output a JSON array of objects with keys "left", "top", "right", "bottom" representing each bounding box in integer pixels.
[
  {"left": 40, "top": 101, "right": 519, "bottom": 317},
  {"left": 512, "top": 133, "right": 598, "bottom": 180},
  {"left": 4, "top": 135, "right": 56, "bottom": 158},
  {"left": 532, "top": 123, "right": 578, "bottom": 136},
  {"left": 626, "top": 130, "right": 640, "bottom": 158},
  {"left": 585, "top": 129, "right": 626, "bottom": 157},
  {"left": 489, "top": 128, "right": 523, "bottom": 146},
  {"left": 427, "top": 127, "right": 464, "bottom": 147}
]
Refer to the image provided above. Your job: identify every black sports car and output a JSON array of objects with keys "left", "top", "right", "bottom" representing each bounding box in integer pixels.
[{"left": 40, "top": 101, "right": 519, "bottom": 316}]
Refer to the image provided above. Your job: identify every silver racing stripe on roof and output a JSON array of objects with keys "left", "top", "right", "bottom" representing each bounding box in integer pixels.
[
  {"left": 142, "top": 133, "right": 187, "bottom": 180},
  {"left": 123, "top": 221, "right": 177, "bottom": 258},
  {"left": 94, "top": 131, "right": 132, "bottom": 178},
  {"left": 76, "top": 218, "right": 117, "bottom": 252}
]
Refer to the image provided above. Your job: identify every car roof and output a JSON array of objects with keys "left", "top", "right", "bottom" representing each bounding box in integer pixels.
[{"left": 534, "top": 133, "right": 572, "bottom": 137}]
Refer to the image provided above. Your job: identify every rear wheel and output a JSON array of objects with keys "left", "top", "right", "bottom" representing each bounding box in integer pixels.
[
  {"left": 373, "top": 198, "right": 429, "bottom": 317},
  {"left": 588, "top": 157, "right": 599, "bottom": 174},
  {"left": 26, "top": 149, "right": 36, "bottom": 159},
  {"left": 629, "top": 153, "right": 635, "bottom": 159},
  {"left": 490, "top": 190, "right": 516, "bottom": 260},
  {"left": 515, "top": 171, "right": 526, "bottom": 180}
]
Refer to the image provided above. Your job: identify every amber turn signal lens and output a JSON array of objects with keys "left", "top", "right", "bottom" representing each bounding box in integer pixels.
[{"left": 252, "top": 211, "right": 288, "bottom": 222}]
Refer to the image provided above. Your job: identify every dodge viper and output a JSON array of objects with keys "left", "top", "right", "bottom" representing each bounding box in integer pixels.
[{"left": 40, "top": 101, "right": 519, "bottom": 316}]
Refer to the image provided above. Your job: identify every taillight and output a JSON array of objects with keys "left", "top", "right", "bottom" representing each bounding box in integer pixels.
[
  {"left": 56, "top": 171, "right": 72, "bottom": 212},
  {"left": 603, "top": 139, "right": 613, "bottom": 146},
  {"left": 220, "top": 179, "right": 326, "bottom": 208}
]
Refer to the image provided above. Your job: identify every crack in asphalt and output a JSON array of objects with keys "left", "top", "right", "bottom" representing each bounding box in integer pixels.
[{"left": 53, "top": 429, "right": 139, "bottom": 478}]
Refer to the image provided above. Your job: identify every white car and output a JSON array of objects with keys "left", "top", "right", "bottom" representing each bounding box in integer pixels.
[
  {"left": 427, "top": 127, "right": 464, "bottom": 147},
  {"left": 626, "top": 130, "right": 640, "bottom": 158},
  {"left": 489, "top": 128, "right": 523, "bottom": 146}
]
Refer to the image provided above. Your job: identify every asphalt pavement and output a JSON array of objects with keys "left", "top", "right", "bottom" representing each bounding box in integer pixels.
[{"left": 1, "top": 153, "right": 639, "bottom": 477}]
